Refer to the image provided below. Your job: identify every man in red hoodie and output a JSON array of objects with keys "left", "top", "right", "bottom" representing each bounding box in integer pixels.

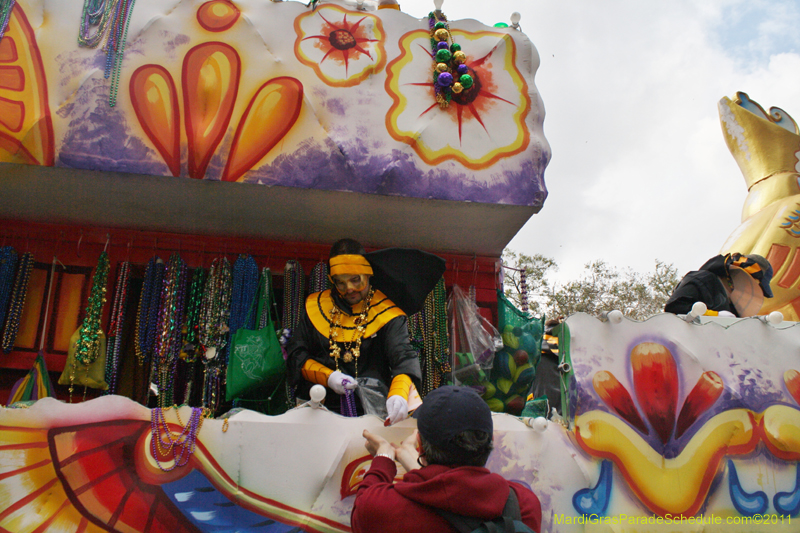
[{"left": 351, "top": 385, "right": 541, "bottom": 533}]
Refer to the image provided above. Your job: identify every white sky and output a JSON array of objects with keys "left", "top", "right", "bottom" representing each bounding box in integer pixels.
[{"left": 398, "top": 0, "right": 800, "bottom": 282}]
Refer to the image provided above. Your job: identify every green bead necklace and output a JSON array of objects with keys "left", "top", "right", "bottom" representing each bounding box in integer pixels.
[{"left": 73, "top": 251, "right": 110, "bottom": 367}]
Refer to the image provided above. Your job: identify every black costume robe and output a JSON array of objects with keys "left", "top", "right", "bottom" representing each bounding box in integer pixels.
[{"left": 286, "top": 288, "right": 421, "bottom": 413}]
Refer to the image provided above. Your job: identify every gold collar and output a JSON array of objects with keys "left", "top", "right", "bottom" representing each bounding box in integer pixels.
[{"left": 306, "top": 289, "right": 405, "bottom": 340}]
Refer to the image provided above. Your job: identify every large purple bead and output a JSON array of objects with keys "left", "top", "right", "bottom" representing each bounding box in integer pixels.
[
  {"left": 437, "top": 72, "right": 454, "bottom": 87},
  {"left": 457, "top": 64, "right": 469, "bottom": 75}
]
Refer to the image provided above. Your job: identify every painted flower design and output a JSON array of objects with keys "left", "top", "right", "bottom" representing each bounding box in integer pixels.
[
  {"left": 593, "top": 343, "right": 725, "bottom": 445},
  {"left": 386, "top": 29, "right": 530, "bottom": 170},
  {"left": 294, "top": 4, "right": 386, "bottom": 87},
  {"left": 576, "top": 342, "right": 758, "bottom": 517},
  {"left": 762, "top": 370, "right": 800, "bottom": 462}
]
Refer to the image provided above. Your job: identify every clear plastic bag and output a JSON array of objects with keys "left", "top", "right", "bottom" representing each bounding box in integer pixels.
[
  {"left": 448, "top": 285, "right": 502, "bottom": 387},
  {"left": 356, "top": 377, "right": 388, "bottom": 418}
]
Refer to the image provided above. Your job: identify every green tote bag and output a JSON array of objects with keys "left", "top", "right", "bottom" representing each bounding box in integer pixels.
[{"left": 226, "top": 270, "right": 285, "bottom": 401}]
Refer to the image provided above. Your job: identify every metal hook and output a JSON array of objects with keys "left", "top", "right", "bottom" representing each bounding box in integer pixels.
[
  {"left": 76, "top": 231, "right": 83, "bottom": 258},
  {"left": 126, "top": 239, "right": 132, "bottom": 263},
  {"left": 103, "top": 233, "right": 110, "bottom": 253}
]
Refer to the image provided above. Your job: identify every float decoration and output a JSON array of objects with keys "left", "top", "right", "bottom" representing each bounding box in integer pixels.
[
  {"left": 427, "top": 11, "right": 473, "bottom": 109},
  {"left": 0, "top": 0, "right": 548, "bottom": 212},
  {"left": 718, "top": 92, "right": 800, "bottom": 319}
]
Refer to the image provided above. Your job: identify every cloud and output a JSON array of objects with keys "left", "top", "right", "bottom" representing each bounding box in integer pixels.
[{"left": 400, "top": 0, "right": 800, "bottom": 283}]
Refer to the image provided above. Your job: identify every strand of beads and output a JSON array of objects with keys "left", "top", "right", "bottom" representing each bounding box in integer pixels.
[
  {"left": 519, "top": 270, "right": 529, "bottom": 314},
  {"left": 341, "top": 379, "right": 357, "bottom": 417},
  {"left": 106, "top": 0, "right": 136, "bottom": 107},
  {"left": 135, "top": 257, "right": 164, "bottom": 367},
  {"left": 258, "top": 268, "right": 274, "bottom": 329},
  {"left": 179, "top": 267, "right": 206, "bottom": 404},
  {"left": 309, "top": 261, "right": 331, "bottom": 294},
  {"left": 154, "top": 253, "right": 187, "bottom": 408},
  {"left": 198, "top": 257, "right": 231, "bottom": 412},
  {"left": 428, "top": 11, "right": 473, "bottom": 109},
  {"left": 77, "top": 0, "right": 136, "bottom": 106},
  {"left": 149, "top": 406, "right": 206, "bottom": 472},
  {"left": 69, "top": 252, "right": 110, "bottom": 399},
  {"left": 198, "top": 257, "right": 232, "bottom": 355},
  {"left": 184, "top": 268, "right": 206, "bottom": 349},
  {"left": 0, "top": 246, "right": 19, "bottom": 329},
  {"left": 0, "top": 0, "right": 16, "bottom": 42},
  {"left": 282, "top": 260, "right": 305, "bottom": 337},
  {"left": 104, "top": 261, "right": 130, "bottom": 395},
  {"left": 416, "top": 277, "right": 450, "bottom": 395},
  {"left": 329, "top": 288, "right": 374, "bottom": 373},
  {"left": 229, "top": 255, "right": 259, "bottom": 336},
  {"left": 1, "top": 252, "right": 33, "bottom": 353},
  {"left": 78, "top": 0, "right": 117, "bottom": 47}
]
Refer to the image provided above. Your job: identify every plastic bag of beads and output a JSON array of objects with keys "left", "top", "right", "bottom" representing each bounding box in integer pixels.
[
  {"left": 356, "top": 376, "right": 388, "bottom": 418},
  {"left": 447, "top": 285, "right": 502, "bottom": 389}
]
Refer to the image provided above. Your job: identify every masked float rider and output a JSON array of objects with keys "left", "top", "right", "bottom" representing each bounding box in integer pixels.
[{"left": 287, "top": 239, "right": 427, "bottom": 425}]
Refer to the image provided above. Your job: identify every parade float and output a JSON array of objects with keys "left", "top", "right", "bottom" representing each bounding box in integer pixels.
[{"left": 1, "top": 0, "right": 800, "bottom": 531}]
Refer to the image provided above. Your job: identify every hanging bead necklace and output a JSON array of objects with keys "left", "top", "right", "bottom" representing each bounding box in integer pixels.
[
  {"left": 229, "top": 255, "right": 259, "bottom": 336},
  {"left": 154, "top": 253, "right": 187, "bottom": 408},
  {"left": 198, "top": 257, "right": 231, "bottom": 412},
  {"left": 135, "top": 257, "right": 164, "bottom": 367},
  {"left": 0, "top": 1, "right": 15, "bottom": 46},
  {"left": 68, "top": 251, "right": 110, "bottom": 399},
  {"left": 178, "top": 267, "right": 205, "bottom": 405},
  {"left": 341, "top": 379, "right": 357, "bottom": 417},
  {"left": 0, "top": 246, "right": 18, "bottom": 330},
  {"left": 329, "top": 287, "right": 375, "bottom": 376},
  {"left": 428, "top": 11, "right": 474, "bottom": 109},
  {"left": 258, "top": 267, "right": 275, "bottom": 329},
  {"left": 78, "top": 0, "right": 116, "bottom": 48},
  {"left": 181, "top": 267, "right": 206, "bottom": 360},
  {"left": 2, "top": 252, "right": 34, "bottom": 353},
  {"left": 104, "top": 261, "right": 130, "bottom": 395},
  {"left": 282, "top": 260, "right": 305, "bottom": 337},
  {"left": 416, "top": 277, "right": 450, "bottom": 396},
  {"left": 149, "top": 406, "right": 207, "bottom": 472},
  {"left": 197, "top": 257, "right": 232, "bottom": 356},
  {"left": 105, "top": 0, "right": 136, "bottom": 107},
  {"left": 309, "top": 261, "right": 331, "bottom": 294},
  {"left": 78, "top": 0, "right": 137, "bottom": 106}
]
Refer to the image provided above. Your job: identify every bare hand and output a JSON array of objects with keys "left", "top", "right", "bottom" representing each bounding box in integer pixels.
[
  {"left": 392, "top": 430, "right": 421, "bottom": 472},
  {"left": 362, "top": 429, "right": 394, "bottom": 459}
]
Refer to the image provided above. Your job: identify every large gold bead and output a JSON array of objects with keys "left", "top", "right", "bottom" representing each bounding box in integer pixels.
[
  {"left": 436, "top": 62, "right": 449, "bottom": 73},
  {"left": 452, "top": 82, "right": 463, "bottom": 94},
  {"left": 452, "top": 51, "right": 466, "bottom": 64},
  {"left": 434, "top": 28, "right": 449, "bottom": 41}
]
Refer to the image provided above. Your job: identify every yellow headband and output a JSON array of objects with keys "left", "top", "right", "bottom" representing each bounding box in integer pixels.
[{"left": 329, "top": 254, "right": 373, "bottom": 277}]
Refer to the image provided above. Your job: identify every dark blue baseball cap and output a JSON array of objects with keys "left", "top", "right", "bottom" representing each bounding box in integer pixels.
[{"left": 413, "top": 386, "right": 493, "bottom": 449}]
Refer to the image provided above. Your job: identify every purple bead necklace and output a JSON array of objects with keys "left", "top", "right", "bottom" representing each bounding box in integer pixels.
[{"left": 150, "top": 406, "right": 206, "bottom": 472}]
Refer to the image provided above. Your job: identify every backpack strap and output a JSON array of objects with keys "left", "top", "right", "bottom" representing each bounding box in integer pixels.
[{"left": 431, "top": 487, "right": 521, "bottom": 533}]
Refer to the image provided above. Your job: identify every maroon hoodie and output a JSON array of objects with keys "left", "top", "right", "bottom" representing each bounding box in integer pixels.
[{"left": 351, "top": 456, "right": 541, "bottom": 533}]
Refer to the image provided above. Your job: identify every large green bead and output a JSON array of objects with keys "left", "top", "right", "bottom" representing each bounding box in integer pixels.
[
  {"left": 459, "top": 74, "right": 474, "bottom": 89},
  {"left": 435, "top": 49, "right": 452, "bottom": 62}
]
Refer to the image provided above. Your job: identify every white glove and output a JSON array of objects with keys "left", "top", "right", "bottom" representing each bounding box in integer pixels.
[
  {"left": 328, "top": 371, "right": 358, "bottom": 395},
  {"left": 385, "top": 395, "right": 409, "bottom": 425},
  {"left": 718, "top": 310, "right": 736, "bottom": 318}
]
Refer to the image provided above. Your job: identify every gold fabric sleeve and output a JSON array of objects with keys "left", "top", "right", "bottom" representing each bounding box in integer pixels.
[
  {"left": 388, "top": 374, "right": 412, "bottom": 400},
  {"left": 301, "top": 359, "right": 333, "bottom": 386}
]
